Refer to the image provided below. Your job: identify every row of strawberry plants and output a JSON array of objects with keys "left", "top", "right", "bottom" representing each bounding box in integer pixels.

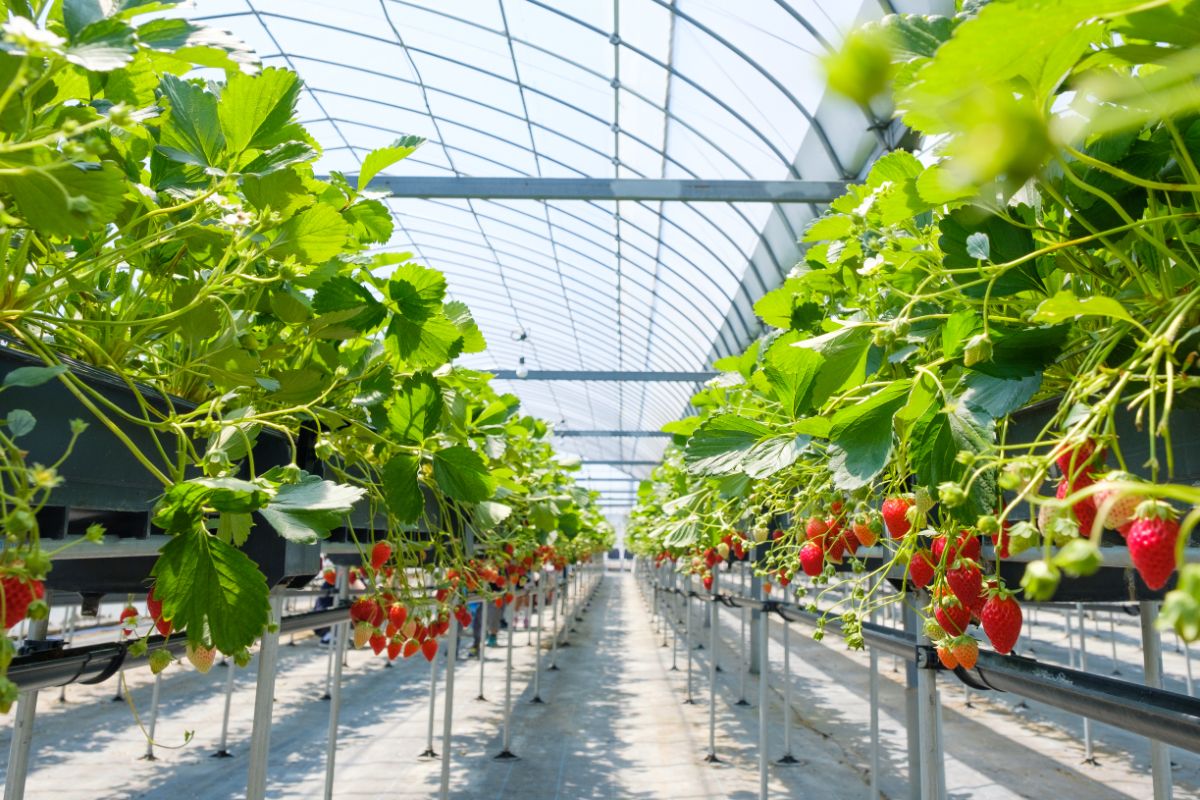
[
  {"left": 0, "top": 1, "right": 610, "bottom": 704},
  {"left": 629, "top": 0, "right": 1200, "bottom": 665}
]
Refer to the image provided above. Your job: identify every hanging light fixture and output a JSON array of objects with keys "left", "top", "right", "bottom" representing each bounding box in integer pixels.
[{"left": 515, "top": 356, "right": 529, "bottom": 379}]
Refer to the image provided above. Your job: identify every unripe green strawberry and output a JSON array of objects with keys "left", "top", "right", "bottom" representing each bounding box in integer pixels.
[{"left": 149, "top": 649, "right": 172, "bottom": 675}]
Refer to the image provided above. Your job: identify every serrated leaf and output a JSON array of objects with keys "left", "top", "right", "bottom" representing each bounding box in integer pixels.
[
  {"left": 793, "top": 326, "right": 873, "bottom": 406},
  {"left": 971, "top": 324, "right": 1069, "bottom": 379},
  {"left": 940, "top": 207, "right": 1041, "bottom": 297},
  {"left": 762, "top": 332, "right": 822, "bottom": 418},
  {"left": 65, "top": 18, "right": 135, "bottom": 71},
  {"left": 3, "top": 364, "right": 68, "bottom": 388},
  {"left": 137, "top": 18, "right": 259, "bottom": 73},
  {"left": 343, "top": 198, "right": 394, "bottom": 245},
  {"left": 381, "top": 453, "right": 423, "bottom": 524},
  {"left": 965, "top": 231, "right": 990, "bottom": 260},
  {"left": 267, "top": 204, "right": 350, "bottom": 265},
  {"left": 827, "top": 381, "right": 910, "bottom": 490},
  {"left": 557, "top": 511, "right": 581, "bottom": 539},
  {"left": 240, "top": 141, "right": 318, "bottom": 177},
  {"left": 960, "top": 371, "right": 1041, "bottom": 419},
  {"left": 385, "top": 312, "right": 463, "bottom": 367},
  {"left": 388, "top": 264, "right": 446, "bottom": 322},
  {"left": 911, "top": 404, "right": 997, "bottom": 521},
  {"left": 683, "top": 414, "right": 772, "bottom": 476},
  {"left": 219, "top": 67, "right": 301, "bottom": 155},
  {"left": 157, "top": 74, "right": 225, "bottom": 168},
  {"left": 312, "top": 276, "right": 386, "bottom": 332},
  {"left": 217, "top": 512, "right": 252, "bottom": 547},
  {"left": 385, "top": 372, "right": 442, "bottom": 445},
  {"left": 742, "top": 434, "right": 809, "bottom": 479},
  {"left": 445, "top": 300, "right": 486, "bottom": 353},
  {"left": 357, "top": 135, "right": 424, "bottom": 192},
  {"left": 476, "top": 500, "right": 511, "bottom": 529},
  {"left": 0, "top": 159, "right": 126, "bottom": 238},
  {"left": 6, "top": 408, "right": 34, "bottom": 437},
  {"left": 1032, "top": 291, "right": 1134, "bottom": 325},
  {"left": 432, "top": 445, "right": 494, "bottom": 503},
  {"left": 258, "top": 473, "right": 365, "bottom": 543},
  {"left": 150, "top": 526, "right": 271, "bottom": 653}
]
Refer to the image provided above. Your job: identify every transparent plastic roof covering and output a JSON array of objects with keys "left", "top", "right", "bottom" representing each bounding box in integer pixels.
[{"left": 187, "top": 0, "right": 920, "bottom": 513}]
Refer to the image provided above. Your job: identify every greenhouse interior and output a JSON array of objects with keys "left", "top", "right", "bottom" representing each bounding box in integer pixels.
[{"left": 1, "top": 0, "right": 1199, "bottom": 798}]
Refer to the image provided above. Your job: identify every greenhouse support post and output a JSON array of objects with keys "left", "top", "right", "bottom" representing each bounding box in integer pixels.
[
  {"left": 531, "top": 581, "right": 544, "bottom": 704},
  {"left": 705, "top": 568, "right": 720, "bottom": 763},
  {"left": 246, "top": 592, "right": 283, "bottom": 800},
  {"left": 214, "top": 660, "right": 236, "bottom": 758},
  {"left": 143, "top": 672, "right": 162, "bottom": 761},
  {"left": 869, "top": 584, "right": 880, "bottom": 798},
  {"left": 57, "top": 608, "right": 76, "bottom": 703},
  {"left": 322, "top": 617, "right": 348, "bottom": 800},
  {"left": 1141, "top": 601, "right": 1173, "bottom": 800},
  {"left": 1077, "top": 604, "right": 1095, "bottom": 763},
  {"left": 670, "top": 570, "right": 679, "bottom": 671},
  {"left": 685, "top": 575, "right": 695, "bottom": 704},
  {"left": 915, "top": 603, "right": 946, "bottom": 800},
  {"left": 495, "top": 597, "right": 517, "bottom": 760},
  {"left": 438, "top": 615, "right": 459, "bottom": 800},
  {"left": 757, "top": 595, "right": 769, "bottom": 800},
  {"left": 778, "top": 619, "right": 797, "bottom": 764},
  {"left": 4, "top": 616, "right": 49, "bottom": 800},
  {"left": 737, "top": 599, "right": 750, "bottom": 706},
  {"left": 422, "top": 640, "right": 440, "bottom": 758},
  {"left": 548, "top": 571, "right": 560, "bottom": 671},
  {"left": 478, "top": 599, "right": 490, "bottom": 697}
]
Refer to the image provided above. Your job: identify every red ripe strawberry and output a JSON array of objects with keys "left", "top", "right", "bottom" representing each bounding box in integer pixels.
[
  {"left": 839, "top": 528, "right": 860, "bottom": 557},
  {"left": 186, "top": 643, "right": 216, "bottom": 673},
  {"left": 402, "top": 639, "right": 420, "bottom": 659},
  {"left": 980, "top": 593, "right": 1022, "bottom": 654},
  {"left": 145, "top": 586, "right": 172, "bottom": 636},
  {"left": 421, "top": 639, "right": 439, "bottom": 662},
  {"left": 936, "top": 643, "right": 958, "bottom": 669},
  {"left": 1056, "top": 475, "right": 1097, "bottom": 534},
  {"left": 386, "top": 622, "right": 398, "bottom": 638},
  {"left": 777, "top": 570, "right": 790, "bottom": 588},
  {"left": 946, "top": 561, "right": 983, "bottom": 611},
  {"left": 454, "top": 606, "right": 473, "bottom": 628},
  {"left": 799, "top": 542, "right": 823, "bottom": 577},
  {"left": 119, "top": 605, "right": 138, "bottom": 635},
  {"left": 435, "top": 588, "right": 449, "bottom": 603},
  {"left": 1093, "top": 472, "right": 1141, "bottom": 531},
  {"left": 907, "top": 551, "right": 934, "bottom": 589},
  {"left": 852, "top": 516, "right": 879, "bottom": 548},
  {"left": 805, "top": 516, "right": 829, "bottom": 544},
  {"left": 388, "top": 603, "right": 408, "bottom": 629},
  {"left": 1127, "top": 502, "right": 1181, "bottom": 590},
  {"left": 991, "top": 521, "right": 1012, "bottom": 559},
  {"left": 830, "top": 500, "right": 844, "bottom": 516},
  {"left": 932, "top": 531, "right": 980, "bottom": 565},
  {"left": 702, "top": 573, "right": 713, "bottom": 592},
  {"left": 763, "top": 583, "right": 773, "bottom": 595},
  {"left": 387, "top": 638, "right": 403, "bottom": 661},
  {"left": 732, "top": 540, "right": 745, "bottom": 560},
  {"left": 950, "top": 636, "right": 979, "bottom": 670},
  {"left": 350, "top": 597, "right": 378, "bottom": 624},
  {"left": 353, "top": 621, "right": 373, "bottom": 649},
  {"left": 369, "top": 631, "right": 387, "bottom": 655},
  {"left": 882, "top": 496, "right": 913, "bottom": 539},
  {"left": 1056, "top": 439, "right": 1103, "bottom": 478},
  {"left": 322, "top": 568, "right": 337, "bottom": 586},
  {"left": 934, "top": 596, "right": 971, "bottom": 636},
  {"left": 370, "top": 541, "right": 392, "bottom": 570}
]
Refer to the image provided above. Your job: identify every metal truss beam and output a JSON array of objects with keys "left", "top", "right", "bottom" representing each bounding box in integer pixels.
[
  {"left": 353, "top": 176, "right": 847, "bottom": 203},
  {"left": 491, "top": 370, "right": 717, "bottom": 382},
  {"left": 581, "top": 460, "right": 660, "bottom": 466},
  {"left": 555, "top": 430, "right": 672, "bottom": 438}
]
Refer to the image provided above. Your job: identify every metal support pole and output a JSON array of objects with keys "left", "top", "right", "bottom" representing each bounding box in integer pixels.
[
  {"left": 549, "top": 572, "right": 560, "bottom": 671},
  {"left": 1077, "top": 604, "right": 1096, "bottom": 764},
  {"left": 1186, "top": 642, "right": 1195, "bottom": 698},
  {"left": 531, "top": 583, "right": 544, "bottom": 704},
  {"left": 903, "top": 601, "right": 922, "bottom": 800},
  {"left": 113, "top": 670, "right": 124, "bottom": 703},
  {"left": 670, "top": 578, "right": 680, "bottom": 671},
  {"left": 478, "top": 600, "right": 490, "bottom": 697},
  {"left": 1109, "top": 612, "right": 1120, "bottom": 675},
  {"left": 322, "top": 619, "right": 348, "bottom": 800},
  {"left": 777, "top": 620, "right": 797, "bottom": 764},
  {"left": 758, "top": 599, "right": 769, "bottom": 800},
  {"left": 57, "top": 609, "right": 76, "bottom": 703},
  {"left": 915, "top": 604, "right": 945, "bottom": 800},
  {"left": 736, "top": 604, "right": 750, "bottom": 706},
  {"left": 438, "top": 616, "right": 460, "bottom": 800},
  {"left": 1140, "top": 602, "right": 1172, "bottom": 800},
  {"left": 495, "top": 600, "right": 518, "bottom": 760},
  {"left": 685, "top": 577, "right": 695, "bottom": 704},
  {"left": 213, "top": 661, "right": 236, "bottom": 758},
  {"left": 5, "top": 617, "right": 49, "bottom": 800},
  {"left": 246, "top": 593, "right": 283, "bottom": 800},
  {"left": 322, "top": 634, "right": 335, "bottom": 701},
  {"left": 142, "top": 672, "right": 162, "bottom": 761},
  {"left": 869, "top": 607, "right": 881, "bottom": 797},
  {"left": 705, "top": 569, "right": 721, "bottom": 763},
  {"left": 422, "top": 640, "right": 440, "bottom": 758}
]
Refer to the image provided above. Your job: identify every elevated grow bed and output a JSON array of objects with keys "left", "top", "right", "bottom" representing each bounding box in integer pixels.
[{"left": 0, "top": 344, "right": 320, "bottom": 599}]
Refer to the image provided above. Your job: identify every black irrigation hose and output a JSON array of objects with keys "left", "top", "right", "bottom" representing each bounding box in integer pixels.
[{"left": 652, "top": 577, "right": 1200, "bottom": 754}]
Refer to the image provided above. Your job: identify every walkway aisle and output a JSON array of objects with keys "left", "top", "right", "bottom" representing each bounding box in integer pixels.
[{"left": 429, "top": 570, "right": 724, "bottom": 799}]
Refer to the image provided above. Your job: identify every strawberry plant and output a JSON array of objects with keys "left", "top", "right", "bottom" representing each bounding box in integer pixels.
[
  {"left": 630, "top": 0, "right": 1200, "bottom": 653},
  {"left": 0, "top": 0, "right": 611, "bottom": 700}
]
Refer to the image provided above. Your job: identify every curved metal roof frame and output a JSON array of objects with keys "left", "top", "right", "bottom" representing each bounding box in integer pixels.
[{"left": 184, "top": 0, "right": 926, "bottom": 508}]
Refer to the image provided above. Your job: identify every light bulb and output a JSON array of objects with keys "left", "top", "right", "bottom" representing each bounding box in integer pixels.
[{"left": 515, "top": 357, "right": 529, "bottom": 379}]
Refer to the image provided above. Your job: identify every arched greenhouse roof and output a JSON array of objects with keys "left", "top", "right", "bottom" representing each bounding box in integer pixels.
[{"left": 187, "top": 0, "right": 936, "bottom": 515}]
